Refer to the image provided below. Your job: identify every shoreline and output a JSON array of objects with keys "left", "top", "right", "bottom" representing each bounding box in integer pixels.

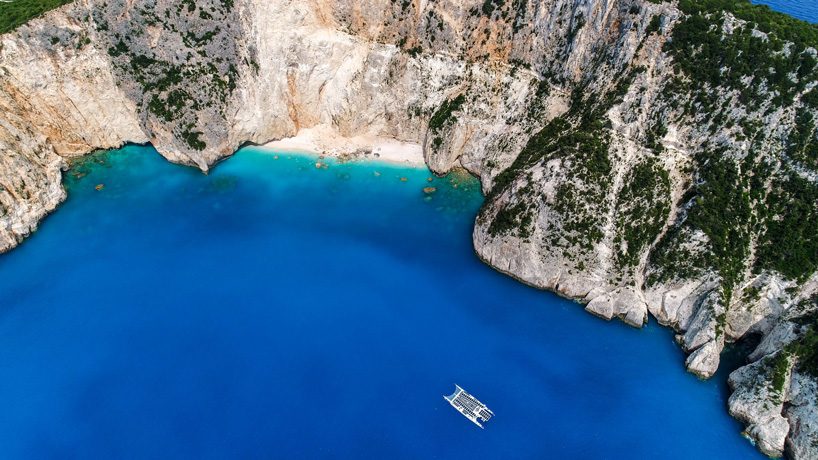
[{"left": 258, "top": 126, "right": 427, "bottom": 168}]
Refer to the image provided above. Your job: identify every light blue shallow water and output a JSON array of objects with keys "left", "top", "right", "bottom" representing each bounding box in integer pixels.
[
  {"left": 0, "top": 145, "right": 764, "bottom": 459},
  {"left": 753, "top": 0, "right": 818, "bottom": 23}
]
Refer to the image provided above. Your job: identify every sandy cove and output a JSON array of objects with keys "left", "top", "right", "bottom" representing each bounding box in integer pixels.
[{"left": 261, "top": 125, "right": 426, "bottom": 167}]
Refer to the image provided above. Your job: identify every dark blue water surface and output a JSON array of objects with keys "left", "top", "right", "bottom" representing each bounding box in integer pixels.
[
  {"left": 0, "top": 146, "right": 763, "bottom": 459},
  {"left": 753, "top": 0, "right": 818, "bottom": 23}
]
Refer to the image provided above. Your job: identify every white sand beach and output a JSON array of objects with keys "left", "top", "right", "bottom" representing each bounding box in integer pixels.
[{"left": 261, "top": 125, "right": 426, "bottom": 167}]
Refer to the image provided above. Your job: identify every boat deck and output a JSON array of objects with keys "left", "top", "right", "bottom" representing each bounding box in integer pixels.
[{"left": 444, "top": 385, "right": 493, "bottom": 428}]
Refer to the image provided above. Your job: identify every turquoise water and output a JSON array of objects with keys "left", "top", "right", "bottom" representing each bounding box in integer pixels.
[
  {"left": 0, "top": 145, "right": 763, "bottom": 458},
  {"left": 753, "top": 0, "right": 818, "bottom": 23}
]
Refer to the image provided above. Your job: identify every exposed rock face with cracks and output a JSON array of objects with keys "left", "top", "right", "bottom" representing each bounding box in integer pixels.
[{"left": 1, "top": 0, "right": 817, "bottom": 457}]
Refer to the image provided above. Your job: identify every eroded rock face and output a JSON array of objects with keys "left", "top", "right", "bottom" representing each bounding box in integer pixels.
[
  {"left": 728, "top": 298, "right": 818, "bottom": 458},
  {"left": 1, "top": 1, "right": 817, "bottom": 457}
]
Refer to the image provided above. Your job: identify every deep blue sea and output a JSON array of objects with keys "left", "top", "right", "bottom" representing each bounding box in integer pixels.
[
  {"left": 753, "top": 0, "right": 818, "bottom": 23},
  {"left": 0, "top": 145, "right": 764, "bottom": 459}
]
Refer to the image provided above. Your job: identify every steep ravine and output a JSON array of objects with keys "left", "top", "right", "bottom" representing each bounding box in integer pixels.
[{"left": 1, "top": 0, "right": 817, "bottom": 457}]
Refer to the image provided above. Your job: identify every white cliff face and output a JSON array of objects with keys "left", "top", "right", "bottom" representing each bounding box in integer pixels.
[
  {"left": 727, "top": 296, "right": 818, "bottom": 458},
  {"left": 729, "top": 357, "right": 793, "bottom": 457},
  {"left": 787, "top": 372, "right": 818, "bottom": 459},
  {"left": 0, "top": 4, "right": 147, "bottom": 249},
  {"left": 1, "top": 0, "right": 817, "bottom": 458},
  {"left": 0, "top": 0, "right": 585, "bottom": 250},
  {"left": 0, "top": 125, "right": 65, "bottom": 251},
  {"left": 231, "top": 0, "right": 547, "bottom": 176}
]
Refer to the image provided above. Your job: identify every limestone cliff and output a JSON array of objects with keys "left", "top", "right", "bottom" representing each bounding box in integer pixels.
[{"left": 1, "top": 0, "right": 816, "bottom": 457}]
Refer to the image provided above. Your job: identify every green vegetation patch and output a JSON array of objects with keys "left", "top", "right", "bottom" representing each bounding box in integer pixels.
[
  {"left": 685, "top": 154, "right": 753, "bottom": 293},
  {"left": 483, "top": 71, "right": 637, "bottom": 250},
  {"left": 613, "top": 159, "right": 671, "bottom": 268},
  {"left": 678, "top": 1, "right": 818, "bottom": 45},
  {"left": 647, "top": 0, "right": 818, "bottom": 292},
  {"left": 768, "top": 350, "right": 792, "bottom": 400},
  {"left": 790, "top": 305, "right": 818, "bottom": 378},
  {"left": 427, "top": 94, "right": 466, "bottom": 153},
  {"left": 765, "top": 300, "right": 818, "bottom": 397},
  {"left": 647, "top": 153, "right": 754, "bottom": 292},
  {"left": 0, "top": 0, "right": 72, "bottom": 35},
  {"left": 755, "top": 173, "right": 818, "bottom": 281},
  {"left": 488, "top": 199, "right": 535, "bottom": 239},
  {"left": 428, "top": 94, "right": 466, "bottom": 132},
  {"left": 485, "top": 106, "right": 612, "bottom": 250},
  {"left": 666, "top": 5, "right": 818, "bottom": 110},
  {"left": 786, "top": 88, "right": 818, "bottom": 169}
]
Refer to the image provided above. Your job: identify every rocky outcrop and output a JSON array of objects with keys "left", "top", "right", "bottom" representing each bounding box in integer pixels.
[
  {"left": 1, "top": 0, "right": 817, "bottom": 457},
  {"left": 728, "top": 295, "right": 818, "bottom": 457}
]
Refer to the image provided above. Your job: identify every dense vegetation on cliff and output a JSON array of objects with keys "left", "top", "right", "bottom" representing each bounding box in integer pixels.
[
  {"left": 477, "top": 5, "right": 817, "bottom": 454},
  {"left": 0, "top": 0, "right": 71, "bottom": 34},
  {"left": 487, "top": 0, "right": 818, "bottom": 304},
  {"left": 651, "top": 0, "right": 818, "bottom": 321}
]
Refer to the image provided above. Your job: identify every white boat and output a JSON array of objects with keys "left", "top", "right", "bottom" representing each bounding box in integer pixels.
[{"left": 444, "top": 384, "right": 494, "bottom": 428}]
